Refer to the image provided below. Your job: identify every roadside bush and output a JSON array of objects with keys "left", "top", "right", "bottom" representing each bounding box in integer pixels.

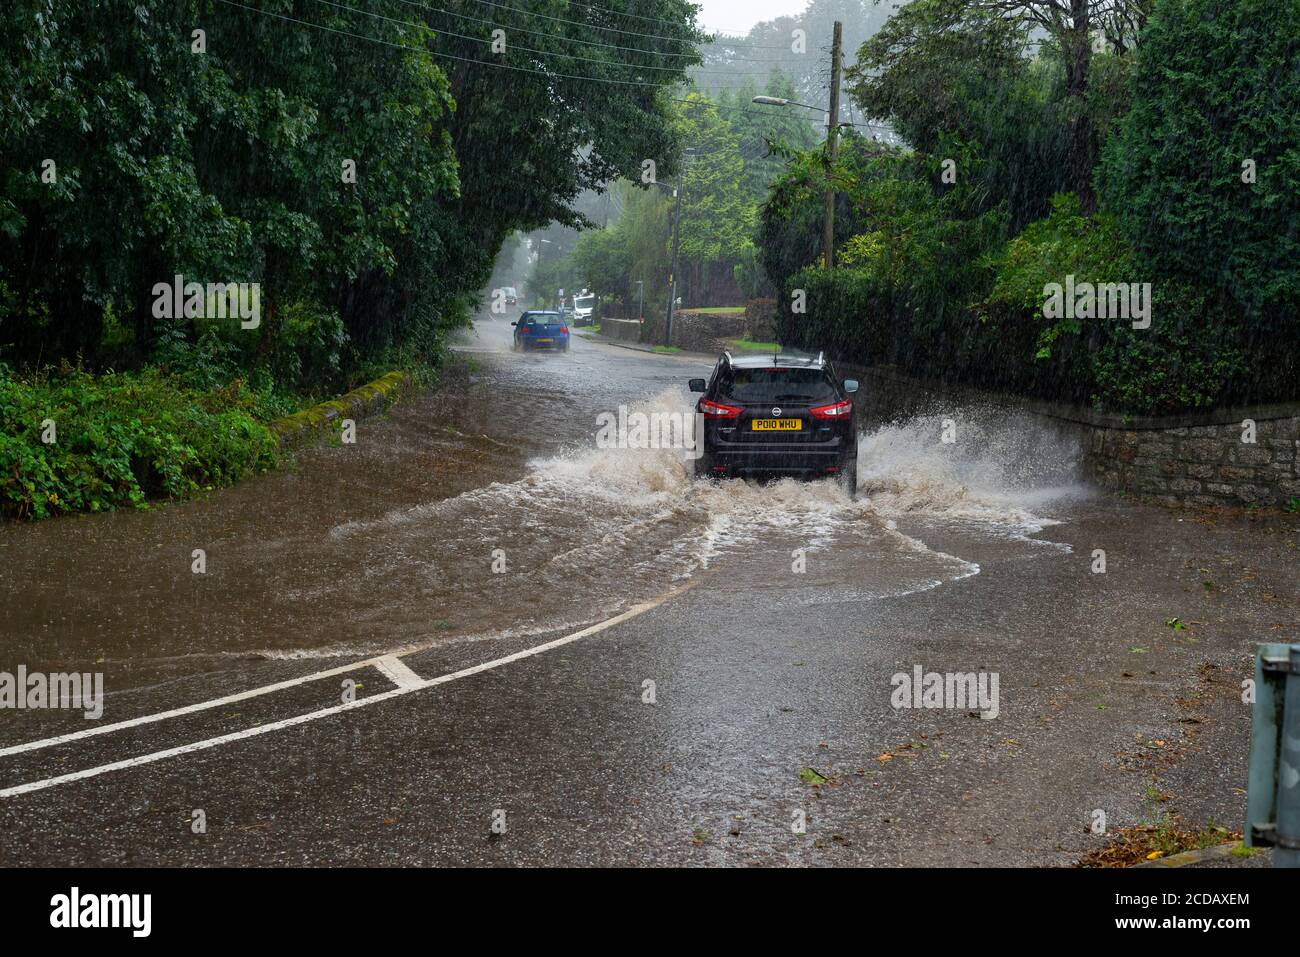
[
  {"left": 775, "top": 145, "right": 1004, "bottom": 380},
  {"left": 0, "top": 364, "right": 278, "bottom": 520},
  {"left": 981, "top": 194, "right": 1250, "bottom": 413},
  {"left": 779, "top": 188, "right": 1256, "bottom": 416},
  {"left": 1096, "top": 0, "right": 1300, "bottom": 323},
  {"left": 1095, "top": 0, "right": 1300, "bottom": 404},
  {"left": 1089, "top": 287, "right": 1247, "bottom": 415}
]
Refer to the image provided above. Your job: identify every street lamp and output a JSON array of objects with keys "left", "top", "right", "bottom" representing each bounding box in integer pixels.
[
  {"left": 753, "top": 83, "right": 843, "bottom": 270},
  {"left": 665, "top": 146, "right": 695, "bottom": 348},
  {"left": 752, "top": 20, "right": 843, "bottom": 268},
  {"left": 752, "top": 95, "right": 824, "bottom": 111},
  {"left": 535, "top": 238, "right": 553, "bottom": 307}
]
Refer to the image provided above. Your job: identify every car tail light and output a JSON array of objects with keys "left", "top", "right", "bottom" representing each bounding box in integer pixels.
[
  {"left": 810, "top": 399, "right": 853, "bottom": 419},
  {"left": 699, "top": 398, "right": 742, "bottom": 419},
  {"left": 560, "top": 325, "right": 569, "bottom": 333}
]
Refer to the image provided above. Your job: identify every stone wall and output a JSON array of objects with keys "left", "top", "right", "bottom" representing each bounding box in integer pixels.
[
  {"left": 744, "top": 299, "right": 777, "bottom": 342},
  {"left": 269, "top": 371, "right": 411, "bottom": 449},
  {"left": 1088, "top": 419, "right": 1300, "bottom": 508},
  {"left": 669, "top": 311, "right": 746, "bottom": 354},
  {"left": 601, "top": 317, "right": 643, "bottom": 342}
]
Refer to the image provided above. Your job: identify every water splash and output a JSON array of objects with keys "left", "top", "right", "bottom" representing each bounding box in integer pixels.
[{"left": 857, "top": 408, "right": 1088, "bottom": 541}]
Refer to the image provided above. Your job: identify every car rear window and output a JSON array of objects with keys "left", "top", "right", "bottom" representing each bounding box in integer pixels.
[{"left": 716, "top": 367, "right": 837, "bottom": 403}]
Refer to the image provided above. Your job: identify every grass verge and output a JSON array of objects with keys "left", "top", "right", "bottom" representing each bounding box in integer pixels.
[
  {"left": 1077, "top": 820, "right": 1239, "bottom": 867},
  {"left": 1, "top": 364, "right": 280, "bottom": 520},
  {"left": 725, "top": 338, "right": 781, "bottom": 353}
]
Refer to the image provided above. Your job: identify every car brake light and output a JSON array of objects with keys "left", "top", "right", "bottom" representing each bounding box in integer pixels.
[
  {"left": 699, "top": 398, "right": 742, "bottom": 419},
  {"left": 560, "top": 326, "right": 569, "bottom": 333},
  {"left": 809, "top": 399, "right": 853, "bottom": 419}
]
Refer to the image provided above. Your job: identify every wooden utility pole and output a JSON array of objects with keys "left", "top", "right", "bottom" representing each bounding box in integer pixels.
[
  {"left": 665, "top": 180, "right": 682, "bottom": 346},
  {"left": 665, "top": 147, "right": 692, "bottom": 346},
  {"left": 823, "top": 20, "right": 843, "bottom": 269}
]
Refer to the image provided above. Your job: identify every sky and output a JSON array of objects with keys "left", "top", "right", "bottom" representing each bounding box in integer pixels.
[{"left": 695, "top": 0, "right": 808, "bottom": 37}]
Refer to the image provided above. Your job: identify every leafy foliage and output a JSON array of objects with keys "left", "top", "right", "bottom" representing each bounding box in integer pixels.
[
  {"left": 0, "top": 0, "right": 702, "bottom": 384},
  {"left": 0, "top": 364, "right": 278, "bottom": 520},
  {"left": 551, "top": 75, "right": 813, "bottom": 312},
  {"left": 0, "top": 0, "right": 703, "bottom": 517},
  {"left": 981, "top": 195, "right": 1248, "bottom": 412},
  {"left": 759, "top": 0, "right": 1296, "bottom": 416},
  {"left": 774, "top": 143, "right": 1004, "bottom": 373},
  {"left": 1096, "top": 0, "right": 1300, "bottom": 371}
]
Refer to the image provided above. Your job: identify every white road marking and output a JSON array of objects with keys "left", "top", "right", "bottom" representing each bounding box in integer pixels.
[
  {"left": 374, "top": 655, "right": 424, "bottom": 690},
  {"left": 0, "top": 583, "right": 694, "bottom": 799},
  {"left": 0, "top": 655, "right": 388, "bottom": 758}
]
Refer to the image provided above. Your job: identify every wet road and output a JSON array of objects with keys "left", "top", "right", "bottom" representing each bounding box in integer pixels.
[{"left": 1, "top": 319, "right": 1296, "bottom": 865}]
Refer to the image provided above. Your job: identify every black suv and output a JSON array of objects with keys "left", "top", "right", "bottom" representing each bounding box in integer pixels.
[{"left": 689, "top": 352, "right": 859, "bottom": 496}]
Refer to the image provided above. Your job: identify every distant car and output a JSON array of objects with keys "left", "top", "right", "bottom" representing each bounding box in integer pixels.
[
  {"left": 688, "top": 351, "right": 859, "bottom": 495},
  {"left": 502, "top": 286, "right": 518, "bottom": 306},
  {"left": 512, "top": 311, "right": 570, "bottom": 352},
  {"left": 572, "top": 293, "right": 595, "bottom": 326}
]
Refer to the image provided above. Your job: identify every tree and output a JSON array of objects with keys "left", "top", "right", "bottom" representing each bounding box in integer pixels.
[
  {"left": 0, "top": 0, "right": 705, "bottom": 384},
  {"left": 696, "top": 0, "right": 892, "bottom": 111},
  {"left": 673, "top": 93, "right": 756, "bottom": 305},
  {"left": 0, "top": 0, "right": 460, "bottom": 376},
  {"left": 1096, "top": 0, "right": 1300, "bottom": 382},
  {"left": 848, "top": 0, "right": 1149, "bottom": 213},
  {"left": 721, "top": 70, "right": 821, "bottom": 206}
]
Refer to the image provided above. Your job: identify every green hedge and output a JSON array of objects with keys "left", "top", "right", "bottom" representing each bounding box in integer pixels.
[
  {"left": 777, "top": 193, "right": 1263, "bottom": 415},
  {"left": 763, "top": 0, "right": 1298, "bottom": 417},
  {"left": 0, "top": 365, "right": 279, "bottom": 520}
]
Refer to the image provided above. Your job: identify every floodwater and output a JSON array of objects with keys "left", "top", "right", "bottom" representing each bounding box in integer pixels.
[{"left": 0, "top": 318, "right": 1088, "bottom": 692}]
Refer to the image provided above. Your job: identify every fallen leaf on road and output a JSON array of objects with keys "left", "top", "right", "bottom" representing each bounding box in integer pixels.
[{"left": 799, "top": 768, "right": 828, "bottom": 786}]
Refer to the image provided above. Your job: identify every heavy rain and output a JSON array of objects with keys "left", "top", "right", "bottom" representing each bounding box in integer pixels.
[{"left": 0, "top": 0, "right": 1295, "bottom": 930}]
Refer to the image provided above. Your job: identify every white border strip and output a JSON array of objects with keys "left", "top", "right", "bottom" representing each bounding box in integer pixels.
[
  {"left": 0, "top": 655, "right": 387, "bottom": 758},
  {"left": 0, "top": 585, "right": 691, "bottom": 799}
]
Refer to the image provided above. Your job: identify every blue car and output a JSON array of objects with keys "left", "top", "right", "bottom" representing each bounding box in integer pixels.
[{"left": 512, "top": 311, "right": 570, "bottom": 352}]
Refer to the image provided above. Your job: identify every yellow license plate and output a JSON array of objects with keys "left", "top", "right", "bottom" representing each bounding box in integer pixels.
[
  {"left": 751, "top": 418, "right": 802, "bottom": 431},
  {"left": 536, "top": 338, "right": 553, "bottom": 343}
]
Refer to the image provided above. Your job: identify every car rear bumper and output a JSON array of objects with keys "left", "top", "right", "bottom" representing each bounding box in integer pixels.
[
  {"left": 521, "top": 337, "right": 569, "bottom": 349},
  {"left": 706, "top": 443, "right": 853, "bottom": 476}
]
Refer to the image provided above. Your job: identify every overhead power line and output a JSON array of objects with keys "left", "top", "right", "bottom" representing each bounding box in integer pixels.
[
  {"left": 463, "top": 0, "right": 704, "bottom": 45},
  {"left": 482, "top": 0, "right": 819, "bottom": 52},
  {"left": 513, "top": 0, "right": 718, "bottom": 31},
  {"left": 468, "top": 0, "right": 803, "bottom": 51},
  {"left": 389, "top": 0, "right": 703, "bottom": 60},
  {"left": 407, "top": 0, "right": 809, "bottom": 64},
  {"left": 214, "top": 0, "right": 877, "bottom": 127},
  {"left": 218, "top": 0, "right": 686, "bottom": 85},
  {"left": 310, "top": 0, "right": 776, "bottom": 77}
]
